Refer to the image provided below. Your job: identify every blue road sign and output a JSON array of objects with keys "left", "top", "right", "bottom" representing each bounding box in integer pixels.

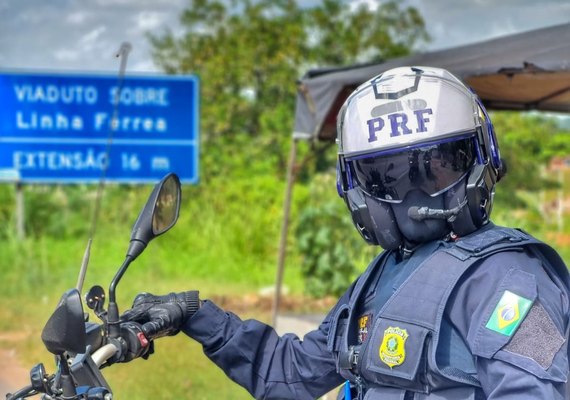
[{"left": 0, "top": 71, "right": 199, "bottom": 184}]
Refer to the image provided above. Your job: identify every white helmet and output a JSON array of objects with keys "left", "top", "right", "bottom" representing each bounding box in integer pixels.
[{"left": 336, "top": 66, "right": 504, "bottom": 249}]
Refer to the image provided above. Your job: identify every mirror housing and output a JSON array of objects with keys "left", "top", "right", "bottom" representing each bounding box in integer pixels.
[
  {"left": 107, "top": 173, "right": 182, "bottom": 337},
  {"left": 41, "top": 289, "right": 87, "bottom": 355},
  {"left": 126, "top": 173, "right": 181, "bottom": 260}
]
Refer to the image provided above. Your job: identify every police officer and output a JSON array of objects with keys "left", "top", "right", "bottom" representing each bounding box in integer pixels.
[{"left": 122, "top": 67, "right": 570, "bottom": 399}]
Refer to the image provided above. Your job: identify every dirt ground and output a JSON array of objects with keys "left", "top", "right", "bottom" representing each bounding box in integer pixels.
[{"left": 0, "top": 331, "right": 32, "bottom": 396}]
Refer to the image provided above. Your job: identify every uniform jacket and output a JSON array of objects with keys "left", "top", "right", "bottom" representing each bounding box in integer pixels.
[{"left": 183, "top": 224, "right": 570, "bottom": 399}]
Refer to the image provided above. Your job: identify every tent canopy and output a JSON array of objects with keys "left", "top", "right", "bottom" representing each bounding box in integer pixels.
[{"left": 294, "top": 22, "right": 570, "bottom": 142}]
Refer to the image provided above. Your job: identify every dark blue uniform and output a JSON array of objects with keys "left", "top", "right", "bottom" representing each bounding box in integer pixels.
[{"left": 183, "top": 225, "right": 569, "bottom": 399}]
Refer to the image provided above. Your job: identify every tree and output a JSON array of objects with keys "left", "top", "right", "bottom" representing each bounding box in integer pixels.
[
  {"left": 307, "top": 0, "right": 427, "bottom": 65},
  {"left": 148, "top": 0, "right": 429, "bottom": 180},
  {"left": 491, "top": 112, "right": 570, "bottom": 232},
  {"left": 148, "top": 0, "right": 428, "bottom": 297},
  {"left": 493, "top": 112, "right": 570, "bottom": 196}
]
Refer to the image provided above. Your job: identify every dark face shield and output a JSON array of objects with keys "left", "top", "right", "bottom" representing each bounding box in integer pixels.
[{"left": 348, "top": 136, "right": 476, "bottom": 203}]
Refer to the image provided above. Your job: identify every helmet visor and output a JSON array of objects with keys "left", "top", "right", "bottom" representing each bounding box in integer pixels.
[{"left": 348, "top": 137, "right": 476, "bottom": 203}]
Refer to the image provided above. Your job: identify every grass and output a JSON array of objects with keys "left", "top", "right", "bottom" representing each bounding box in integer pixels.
[
  {"left": 0, "top": 174, "right": 310, "bottom": 399},
  {"left": 107, "top": 330, "right": 257, "bottom": 399},
  {"left": 0, "top": 262, "right": 288, "bottom": 400},
  {"left": 0, "top": 296, "right": 263, "bottom": 399},
  {"left": 0, "top": 170, "right": 569, "bottom": 399}
]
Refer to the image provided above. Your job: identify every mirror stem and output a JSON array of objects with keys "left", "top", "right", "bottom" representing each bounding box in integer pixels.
[
  {"left": 126, "top": 239, "right": 147, "bottom": 260},
  {"left": 107, "top": 256, "right": 133, "bottom": 338}
]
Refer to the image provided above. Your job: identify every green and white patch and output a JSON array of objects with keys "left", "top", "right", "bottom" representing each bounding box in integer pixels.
[{"left": 486, "top": 290, "right": 533, "bottom": 336}]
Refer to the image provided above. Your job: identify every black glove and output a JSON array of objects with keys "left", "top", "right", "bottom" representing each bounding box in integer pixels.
[{"left": 120, "top": 291, "right": 200, "bottom": 339}]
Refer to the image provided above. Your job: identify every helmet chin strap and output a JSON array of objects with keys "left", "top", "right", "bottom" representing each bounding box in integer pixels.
[
  {"left": 407, "top": 197, "right": 468, "bottom": 223},
  {"left": 399, "top": 239, "right": 422, "bottom": 259}
]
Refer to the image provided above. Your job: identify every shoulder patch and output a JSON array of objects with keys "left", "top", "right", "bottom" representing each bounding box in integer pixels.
[
  {"left": 503, "top": 302, "right": 565, "bottom": 369},
  {"left": 358, "top": 314, "right": 372, "bottom": 344},
  {"left": 485, "top": 290, "right": 533, "bottom": 336}
]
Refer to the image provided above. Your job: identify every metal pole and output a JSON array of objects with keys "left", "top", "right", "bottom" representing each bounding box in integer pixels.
[
  {"left": 89, "top": 42, "right": 132, "bottom": 240},
  {"left": 558, "top": 169, "right": 564, "bottom": 232},
  {"left": 15, "top": 182, "right": 25, "bottom": 239},
  {"left": 272, "top": 137, "right": 298, "bottom": 328}
]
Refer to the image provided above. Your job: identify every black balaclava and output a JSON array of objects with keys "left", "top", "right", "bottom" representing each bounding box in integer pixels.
[{"left": 390, "top": 189, "right": 448, "bottom": 246}]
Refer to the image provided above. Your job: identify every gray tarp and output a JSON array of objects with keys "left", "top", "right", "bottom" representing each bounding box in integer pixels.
[{"left": 294, "top": 22, "right": 570, "bottom": 142}]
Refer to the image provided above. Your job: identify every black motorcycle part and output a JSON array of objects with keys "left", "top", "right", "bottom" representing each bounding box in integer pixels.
[
  {"left": 119, "top": 321, "right": 153, "bottom": 362},
  {"left": 85, "top": 322, "right": 104, "bottom": 352},
  {"left": 30, "top": 363, "right": 50, "bottom": 394},
  {"left": 70, "top": 350, "right": 111, "bottom": 391}
]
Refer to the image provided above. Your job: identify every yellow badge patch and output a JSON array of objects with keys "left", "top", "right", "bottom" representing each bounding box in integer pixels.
[
  {"left": 379, "top": 326, "right": 408, "bottom": 368},
  {"left": 358, "top": 314, "right": 371, "bottom": 344}
]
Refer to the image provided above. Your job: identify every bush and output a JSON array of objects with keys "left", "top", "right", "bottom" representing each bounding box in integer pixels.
[{"left": 296, "top": 173, "right": 377, "bottom": 297}]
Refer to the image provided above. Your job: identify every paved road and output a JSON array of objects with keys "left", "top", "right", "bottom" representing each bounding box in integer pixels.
[
  {"left": 276, "top": 314, "right": 339, "bottom": 400},
  {"left": 275, "top": 314, "right": 323, "bottom": 337}
]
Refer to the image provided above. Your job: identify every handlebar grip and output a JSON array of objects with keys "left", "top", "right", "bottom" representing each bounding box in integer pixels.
[
  {"left": 91, "top": 343, "right": 120, "bottom": 367},
  {"left": 118, "top": 321, "right": 153, "bottom": 362}
]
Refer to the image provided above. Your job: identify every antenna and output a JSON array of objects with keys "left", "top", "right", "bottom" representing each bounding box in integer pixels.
[
  {"left": 88, "top": 42, "right": 132, "bottom": 240},
  {"left": 76, "top": 238, "right": 92, "bottom": 293}
]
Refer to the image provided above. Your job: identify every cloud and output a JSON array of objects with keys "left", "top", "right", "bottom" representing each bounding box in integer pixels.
[
  {"left": 94, "top": 0, "right": 183, "bottom": 6},
  {"left": 130, "top": 58, "right": 158, "bottom": 72},
  {"left": 66, "top": 12, "right": 89, "bottom": 25},
  {"left": 404, "top": 0, "right": 570, "bottom": 50},
  {"left": 80, "top": 26, "right": 108, "bottom": 47},
  {"left": 131, "top": 11, "right": 168, "bottom": 32},
  {"left": 1, "top": 0, "right": 568, "bottom": 74},
  {"left": 54, "top": 49, "right": 81, "bottom": 62},
  {"left": 349, "top": 0, "right": 380, "bottom": 12}
]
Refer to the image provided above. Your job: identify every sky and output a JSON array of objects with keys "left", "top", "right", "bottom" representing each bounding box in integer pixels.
[{"left": 0, "top": 0, "right": 569, "bottom": 75}]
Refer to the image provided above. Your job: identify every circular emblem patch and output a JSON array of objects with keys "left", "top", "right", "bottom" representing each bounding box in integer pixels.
[
  {"left": 379, "top": 326, "right": 409, "bottom": 368},
  {"left": 500, "top": 305, "right": 516, "bottom": 322}
]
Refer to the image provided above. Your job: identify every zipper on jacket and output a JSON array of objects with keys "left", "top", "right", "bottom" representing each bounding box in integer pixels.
[{"left": 355, "top": 375, "right": 364, "bottom": 400}]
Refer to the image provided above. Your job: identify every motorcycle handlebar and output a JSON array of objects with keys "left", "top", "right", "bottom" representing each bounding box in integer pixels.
[
  {"left": 6, "top": 384, "right": 36, "bottom": 400},
  {"left": 87, "top": 321, "right": 151, "bottom": 366},
  {"left": 6, "top": 322, "right": 151, "bottom": 400},
  {"left": 92, "top": 343, "right": 119, "bottom": 367}
]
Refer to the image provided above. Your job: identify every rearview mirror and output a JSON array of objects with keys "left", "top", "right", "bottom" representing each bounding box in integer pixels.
[
  {"left": 152, "top": 174, "right": 181, "bottom": 235},
  {"left": 107, "top": 173, "right": 182, "bottom": 337},
  {"left": 125, "top": 173, "right": 181, "bottom": 260}
]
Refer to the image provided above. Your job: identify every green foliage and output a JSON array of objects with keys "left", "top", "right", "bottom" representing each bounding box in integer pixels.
[
  {"left": 473, "top": 112, "right": 570, "bottom": 265},
  {"left": 0, "top": 174, "right": 300, "bottom": 296},
  {"left": 307, "top": 0, "right": 429, "bottom": 64},
  {"left": 296, "top": 173, "right": 377, "bottom": 297},
  {"left": 150, "top": 0, "right": 305, "bottom": 178},
  {"left": 492, "top": 112, "right": 570, "bottom": 208},
  {"left": 108, "top": 334, "right": 255, "bottom": 399}
]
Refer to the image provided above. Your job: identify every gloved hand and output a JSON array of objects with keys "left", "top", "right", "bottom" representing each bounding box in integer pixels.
[{"left": 120, "top": 291, "right": 200, "bottom": 339}]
